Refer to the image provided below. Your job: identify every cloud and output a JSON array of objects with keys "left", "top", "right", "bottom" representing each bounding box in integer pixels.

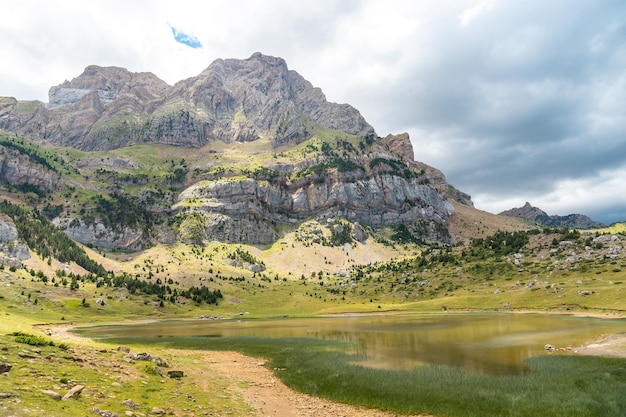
[
  {"left": 0, "top": 0, "right": 625, "bottom": 224},
  {"left": 459, "top": 0, "right": 495, "bottom": 27},
  {"left": 169, "top": 25, "right": 202, "bottom": 49}
]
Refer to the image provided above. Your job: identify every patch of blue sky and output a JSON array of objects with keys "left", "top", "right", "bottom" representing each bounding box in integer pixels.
[{"left": 170, "top": 26, "right": 202, "bottom": 49}]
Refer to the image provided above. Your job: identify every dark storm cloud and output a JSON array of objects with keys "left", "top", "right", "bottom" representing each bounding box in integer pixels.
[{"left": 348, "top": 1, "right": 626, "bottom": 222}]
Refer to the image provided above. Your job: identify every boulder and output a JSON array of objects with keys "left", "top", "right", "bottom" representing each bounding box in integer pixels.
[
  {"left": 62, "top": 384, "right": 85, "bottom": 400},
  {"left": 132, "top": 353, "right": 152, "bottom": 362},
  {"left": 92, "top": 408, "right": 119, "bottom": 417},
  {"left": 150, "top": 406, "right": 166, "bottom": 415},
  {"left": 122, "top": 399, "right": 137, "bottom": 409},
  {"left": 41, "top": 390, "right": 61, "bottom": 400}
]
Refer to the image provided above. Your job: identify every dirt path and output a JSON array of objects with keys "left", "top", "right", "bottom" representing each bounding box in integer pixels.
[{"left": 200, "top": 350, "right": 429, "bottom": 417}]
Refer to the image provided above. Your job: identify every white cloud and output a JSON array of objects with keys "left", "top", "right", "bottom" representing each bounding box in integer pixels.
[{"left": 459, "top": 0, "right": 496, "bottom": 27}]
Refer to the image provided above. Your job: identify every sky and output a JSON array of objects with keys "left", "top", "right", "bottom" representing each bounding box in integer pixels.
[{"left": 1, "top": 0, "right": 625, "bottom": 224}]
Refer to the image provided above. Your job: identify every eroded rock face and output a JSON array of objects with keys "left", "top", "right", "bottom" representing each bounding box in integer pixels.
[
  {"left": 171, "top": 131, "right": 455, "bottom": 244},
  {"left": 178, "top": 174, "right": 451, "bottom": 226},
  {"left": 52, "top": 217, "right": 146, "bottom": 251},
  {"left": 0, "top": 144, "right": 63, "bottom": 191},
  {"left": 0, "top": 214, "right": 30, "bottom": 265}
]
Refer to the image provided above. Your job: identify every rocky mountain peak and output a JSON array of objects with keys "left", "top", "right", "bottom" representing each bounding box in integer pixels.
[
  {"left": 172, "top": 52, "right": 375, "bottom": 146},
  {"left": 2, "top": 53, "right": 375, "bottom": 150},
  {"left": 48, "top": 65, "right": 170, "bottom": 109},
  {"left": 499, "top": 202, "right": 605, "bottom": 229}
]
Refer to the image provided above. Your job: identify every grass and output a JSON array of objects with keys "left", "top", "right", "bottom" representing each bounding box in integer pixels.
[
  {"left": 91, "top": 335, "right": 626, "bottom": 417},
  {"left": 0, "top": 330, "right": 253, "bottom": 417},
  {"left": 587, "top": 222, "right": 626, "bottom": 234}
]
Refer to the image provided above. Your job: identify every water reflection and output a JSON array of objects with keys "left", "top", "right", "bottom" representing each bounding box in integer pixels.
[{"left": 77, "top": 313, "right": 626, "bottom": 375}]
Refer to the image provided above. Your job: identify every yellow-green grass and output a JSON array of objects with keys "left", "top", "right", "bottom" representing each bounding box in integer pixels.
[
  {"left": 0, "top": 316, "right": 252, "bottom": 417},
  {"left": 586, "top": 222, "right": 626, "bottom": 234}
]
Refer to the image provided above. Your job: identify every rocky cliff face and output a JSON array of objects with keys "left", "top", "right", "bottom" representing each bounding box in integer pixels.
[
  {"left": 0, "top": 214, "right": 30, "bottom": 267},
  {"left": 0, "top": 144, "right": 63, "bottom": 191},
  {"left": 499, "top": 202, "right": 605, "bottom": 229},
  {"left": 0, "top": 53, "right": 374, "bottom": 150},
  {"left": 52, "top": 217, "right": 146, "bottom": 251},
  {"left": 177, "top": 173, "right": 450, "bottom": 227},
  {"left": 174, "top": 132, "right": 454, "bottom": 243}
]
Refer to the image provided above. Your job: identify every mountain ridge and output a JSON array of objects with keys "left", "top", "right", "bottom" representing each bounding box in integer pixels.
[
  {"left": 499, "top": 202, "right": 605, "bottom": 229},
  {"left": 1, "top": 52, "right": 374, "bottom": 151}
]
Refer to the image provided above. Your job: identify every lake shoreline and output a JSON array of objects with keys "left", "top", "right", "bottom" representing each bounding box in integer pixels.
[{"left": 33, "top": 309, "right": 626, "bottom": 417}]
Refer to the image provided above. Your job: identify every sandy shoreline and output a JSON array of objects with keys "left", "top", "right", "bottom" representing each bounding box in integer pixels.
[{"left": 573, "top": 333, "right": 626, "bottom": 358}]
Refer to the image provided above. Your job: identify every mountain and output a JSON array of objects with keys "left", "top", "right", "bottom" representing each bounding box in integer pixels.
[
  {"left": 0, "top": 53, "right": 374, "bottom": 151},
  {"left": 499, "top": 202, "right": 605, "bottom": 229},
  {"left": 0, "top": 53, "right": 476, "bottom": 253}
]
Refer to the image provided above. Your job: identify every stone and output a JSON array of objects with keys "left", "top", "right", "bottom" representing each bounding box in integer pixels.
[
  {"left": 122, "top": 399, "right": 137, "bottom": 409},
  {"left": 175, "top": 166, "right": 453, "bottom": 244},
  {"left": 544, "top": 344, "right": 556, "bottom": 352},
  {"left": 41, "top": 390, "right": 62, "bottom": 400},
  {"left": 133, "top": 353, "right": 152, "bottom": 362},
  {"left": 247, "top": 263, "right": 266, "bottom": 273},
  {"left": 62, "top": 384, "right": 85, "bottom": 400},
  {"left": 152, "top": 356, "right": 168, "bottom": 367},
  {"left": 0, "top": 363, "right": 12, "bottom": 373},
  {"left": 52, "top": 217, "right": 145, "bottom": 251},
  {"left": 117, "top": 346, "right": 131, "bottom": 353},
  {"left": 92, "top": 408, "right": 119, "bottom": 417},
  {"left": 150, "top": 406, "right": 166, "bottom": 415},
  {"left": 0, "top": 215, "right": 31, "bottom": 261}
]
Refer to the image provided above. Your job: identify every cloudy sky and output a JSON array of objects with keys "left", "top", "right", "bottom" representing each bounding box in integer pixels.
[{"left": 1, "top": 1, "right": 625, "bottom": 224}]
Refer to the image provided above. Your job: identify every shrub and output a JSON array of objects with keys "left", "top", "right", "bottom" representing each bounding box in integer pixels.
[{"left": 11, "top": 331, "right": 54, "bottom": 347}]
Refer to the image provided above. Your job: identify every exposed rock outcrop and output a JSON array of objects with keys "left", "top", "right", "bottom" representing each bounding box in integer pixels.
[
  {"left": 0, "top": 214, "right": 30, "bottom": 265},
  {"left": 52, "top": 217, "right": 146, "bottom": 251},
  {"left": 178, "top": 174, "right": 450, "bottom": 226},
  {"left": 0, "top": 144, "right": 63, "bottom": 191}
]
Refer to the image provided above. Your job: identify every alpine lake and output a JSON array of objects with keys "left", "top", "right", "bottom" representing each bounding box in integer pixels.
[{"left": 76, "top": 313, "right": 626, "bottom": 417}]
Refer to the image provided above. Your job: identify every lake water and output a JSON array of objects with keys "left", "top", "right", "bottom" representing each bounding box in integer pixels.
[{"left": 77, "top": 313, "right": 626, "bottom": 375}]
